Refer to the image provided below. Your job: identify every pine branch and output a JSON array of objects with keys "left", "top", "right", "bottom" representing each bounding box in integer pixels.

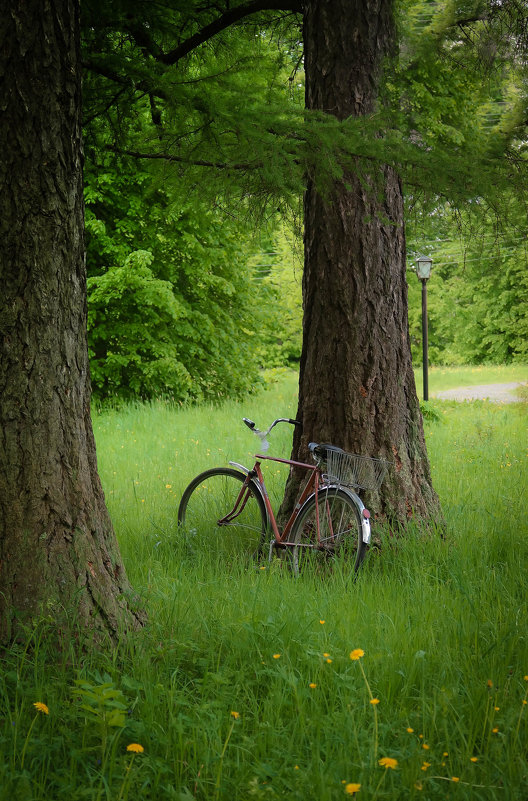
[{"left": 106, "top": 145, "right": 261, "bottom": 170}]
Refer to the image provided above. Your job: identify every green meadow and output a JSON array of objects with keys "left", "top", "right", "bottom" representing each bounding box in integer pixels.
[{"left": 1, "top": 367, "right": 527, "bottom": 800}]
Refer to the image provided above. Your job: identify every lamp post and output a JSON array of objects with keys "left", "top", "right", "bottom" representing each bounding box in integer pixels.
[{"left": 415, "top": 256, "right": 433, "bottom": 401}]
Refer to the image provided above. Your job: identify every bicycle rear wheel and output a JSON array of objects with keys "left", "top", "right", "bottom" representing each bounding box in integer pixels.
[
  {"left": 289, "top": 487, "right": 365, "bottom": 576},
  {"left": 177, "top": 468, "right": 268, "bottom": 560}
]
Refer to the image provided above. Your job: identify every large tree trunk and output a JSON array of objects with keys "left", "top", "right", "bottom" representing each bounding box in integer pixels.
[
  {"left": 0, "top": 0, "right": 143, "bottom": 644},
  {"left": 283, "top": 0, "right": 441, "bottom": 524}
]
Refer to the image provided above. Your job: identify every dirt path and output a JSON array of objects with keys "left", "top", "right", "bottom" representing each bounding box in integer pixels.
[{"left": 433, "top": 382, "right": 526, "bottom": 403}]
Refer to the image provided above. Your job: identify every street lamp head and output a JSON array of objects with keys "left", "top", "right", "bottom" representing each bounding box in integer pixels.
[{"left": 416, "top": 255, "right": 433, "bottom": 281}]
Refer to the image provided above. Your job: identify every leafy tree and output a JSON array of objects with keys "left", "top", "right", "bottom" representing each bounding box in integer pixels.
[{"left": 84, "top": 157, "right": 267, "bottom": 402}]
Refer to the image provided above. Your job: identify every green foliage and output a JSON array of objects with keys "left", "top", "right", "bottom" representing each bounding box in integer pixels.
[
  {"left": 248, "top": 225, "right": 303, "bottom": 368},
  {"left": 85, "top": 157, "right": 271, "bottom": 403},
  {"left": 79, "top": 0, "right": 528, "bottom": 396},
  {"left": 407, "top": 206, "right": 528, "bottom": 366}
]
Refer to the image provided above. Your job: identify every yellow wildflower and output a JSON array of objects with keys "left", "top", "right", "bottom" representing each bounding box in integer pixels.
[
  {"left": 230, "top": 711, "right": 240, "bottom": 719},
  {"left": 309, "top": 683, "right": 317, "bottom": 689},
  {"left": 406, "top": 727, "right": 414, "bottom": 733},
  {"left": 126, "top": 743, "right": 144, "bottom": 753},
  {"left": 349, "top": 649, "right": 365, "bottom": 661},
  {"left": 344, "top": 783, "right": 361, "bottom": 795},
  {"left": 370, "top": 698, "right": 380, "bottom": 705},
  {"left": 273, "top": 654, "right": 281, "bottom": 659},
  {"left": 421, "top": 762, "right": 431, "bottom": 771},
  {"left": 451, "top": 777, "right": 460, "bottom": 783},
  {"left": 33, "top": 702, "right": 49, "bottom": 715},
  {"left": 470, "top": 757, "right": 478, "bottom": 762},
  {"left": 378, "top": 757, "right": 398, "bottom": 770}
]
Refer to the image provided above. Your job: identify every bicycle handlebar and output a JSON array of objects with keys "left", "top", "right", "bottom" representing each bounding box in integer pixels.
[{"left": 243, "top": 416, "right": 301, "bottom": 452}]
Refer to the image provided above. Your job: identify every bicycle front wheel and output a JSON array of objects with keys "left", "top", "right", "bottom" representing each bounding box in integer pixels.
[
  {"left": 177, "top": 468, "right": 268, "bottom": 560},
  {"left": 289, "top": 488, "right": 365, "bottom": 575}
]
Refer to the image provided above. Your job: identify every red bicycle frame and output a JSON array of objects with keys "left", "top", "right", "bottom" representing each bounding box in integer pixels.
[{"left": 221, "top": 452, "right": 336, "bottom": 550}]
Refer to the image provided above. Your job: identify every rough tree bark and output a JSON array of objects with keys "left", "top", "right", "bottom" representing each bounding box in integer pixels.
[
  {"left": 282, "top": 0, "right": 441, "bottom": 524},
  {"left": 0, "top": 0, "right": 144, "bottom": 644}
]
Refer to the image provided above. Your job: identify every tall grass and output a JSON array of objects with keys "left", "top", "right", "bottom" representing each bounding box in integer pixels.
[{"left": 1, "top": 368, "right": 527, "bottom": 800}]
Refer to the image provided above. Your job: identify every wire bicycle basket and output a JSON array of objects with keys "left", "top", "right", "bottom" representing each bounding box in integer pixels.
[{"left": 322, "top": 447, "right": 390, "bottom": 491}]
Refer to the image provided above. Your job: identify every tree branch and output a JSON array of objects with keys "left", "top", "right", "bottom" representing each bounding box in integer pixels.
[
  {"left": 106, "top": 145, "right": 261, "bottom": 170},
  {"left": 158, "top": 0, "right": 303, "bottom": 65}
]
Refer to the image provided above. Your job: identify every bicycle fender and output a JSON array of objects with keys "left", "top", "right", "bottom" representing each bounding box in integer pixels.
[{"left": 318, "top": 484, "right": 372, "bottom": 546}]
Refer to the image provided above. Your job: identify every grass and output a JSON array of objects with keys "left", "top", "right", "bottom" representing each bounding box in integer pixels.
[
  {"left": 1, "top": 366, "right": 527, "bottom": 800},
  {"left": 420, "top": 363, "right": 527, "bottom": 394}
]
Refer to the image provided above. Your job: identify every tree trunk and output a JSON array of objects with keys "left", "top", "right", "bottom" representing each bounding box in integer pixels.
[
  {"left": 282, "top": 0, "right": 441, "bottom": 525},
  {"left": 0, "top": 0, "right": 144, "bottom": 644}
]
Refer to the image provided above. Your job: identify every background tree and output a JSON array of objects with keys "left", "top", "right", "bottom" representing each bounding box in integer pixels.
[{"left": 84, "top": 155, "right": 273, "bottom": 403}]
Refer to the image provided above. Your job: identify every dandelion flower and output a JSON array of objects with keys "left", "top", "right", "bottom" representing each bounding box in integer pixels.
[
  {"left": 487, "top": 679, "right": 493, "bottom": 688},
  {"left": 344, "top": 783, "right": 361, "bottom": 795},
  {"left": 422, "top": 743, "right": 430, "bottom": 750},
  {"left": 33, "top": 702, "right": 49, "bottom": 715},
  {"left": 494, "top": 706, "right": 500, "bottom": 711},
  {"left": 230, "top": 711, "right": 240, "bottom": 719},
  {"left": 470, "top": 757, "right": 478, "bottom": 763},
  {"left": 309, "top": 683, "right": 317, "bottom": 689},
  {"left": 492, "top": 727, "right": 498, "bottom": 733},
  {"left": 126, "top": 743, "right": 144, "bottom": 753},
  {"left": 443, "top": 752, "right": 448, "bottom": 757},
  {"left": 451, "top": 777, "right": 460, "bottom": 783},
  {"left": 349, "top": 649, "right": 365, "bottom": 661},
  {"left": 323, "top": 653, "right": 330, "bottom": 658},
  {"left": 421, "top": 762, "right": 431, "bottom": 771},
  {"left": 523, "top": 700, "right": 527, "bottom": 706},
  {"left": 524, "top": 675, "right": 528, "bottom": 681},
  {"left": 294, "top": 765, "right": 299, "bottom": 770},
  {"left": 406, "top": 727, "right": 414, "bottom": 733},
  {"left": 319, "top": 620, "right": 325, "bottom": 624},
  {"left": 273, "top": 654, "right": 281, "bottom": 659},
  {"left": 326, "top": 659, "right": 333, "bottom": 664},
  {"left": 370, "top": 698, "right": 380, "bottom": 705},
  {"left": 378, "top": 757, "right": 398, "bottom": 770}
]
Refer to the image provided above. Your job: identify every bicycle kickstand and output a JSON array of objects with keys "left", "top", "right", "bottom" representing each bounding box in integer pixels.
[{"left": 268, "top": 539, "right": 276, "bottom": 562}]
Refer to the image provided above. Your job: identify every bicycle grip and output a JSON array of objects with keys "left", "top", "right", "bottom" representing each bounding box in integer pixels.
[{"left": 243, "top": 417, "right": 256, "bottom": 430}]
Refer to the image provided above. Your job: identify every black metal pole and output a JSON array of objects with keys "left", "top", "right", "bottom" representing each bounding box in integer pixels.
[{"left": 421, "top": 278, "right": 429, "bottom": 401}]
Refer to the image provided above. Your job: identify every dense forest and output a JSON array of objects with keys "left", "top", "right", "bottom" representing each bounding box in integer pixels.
[{"left": 83, "top": 0, "right": 528, "bottom": 403}]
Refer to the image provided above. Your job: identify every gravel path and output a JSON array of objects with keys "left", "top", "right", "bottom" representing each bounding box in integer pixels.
[{"left": 433, "top": 382, "right": 526, "bottom": 403}]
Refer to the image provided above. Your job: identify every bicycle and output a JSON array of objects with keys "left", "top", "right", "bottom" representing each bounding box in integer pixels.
[{"left": 177, "top": 417, "right": 390, "bottom": 574}]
